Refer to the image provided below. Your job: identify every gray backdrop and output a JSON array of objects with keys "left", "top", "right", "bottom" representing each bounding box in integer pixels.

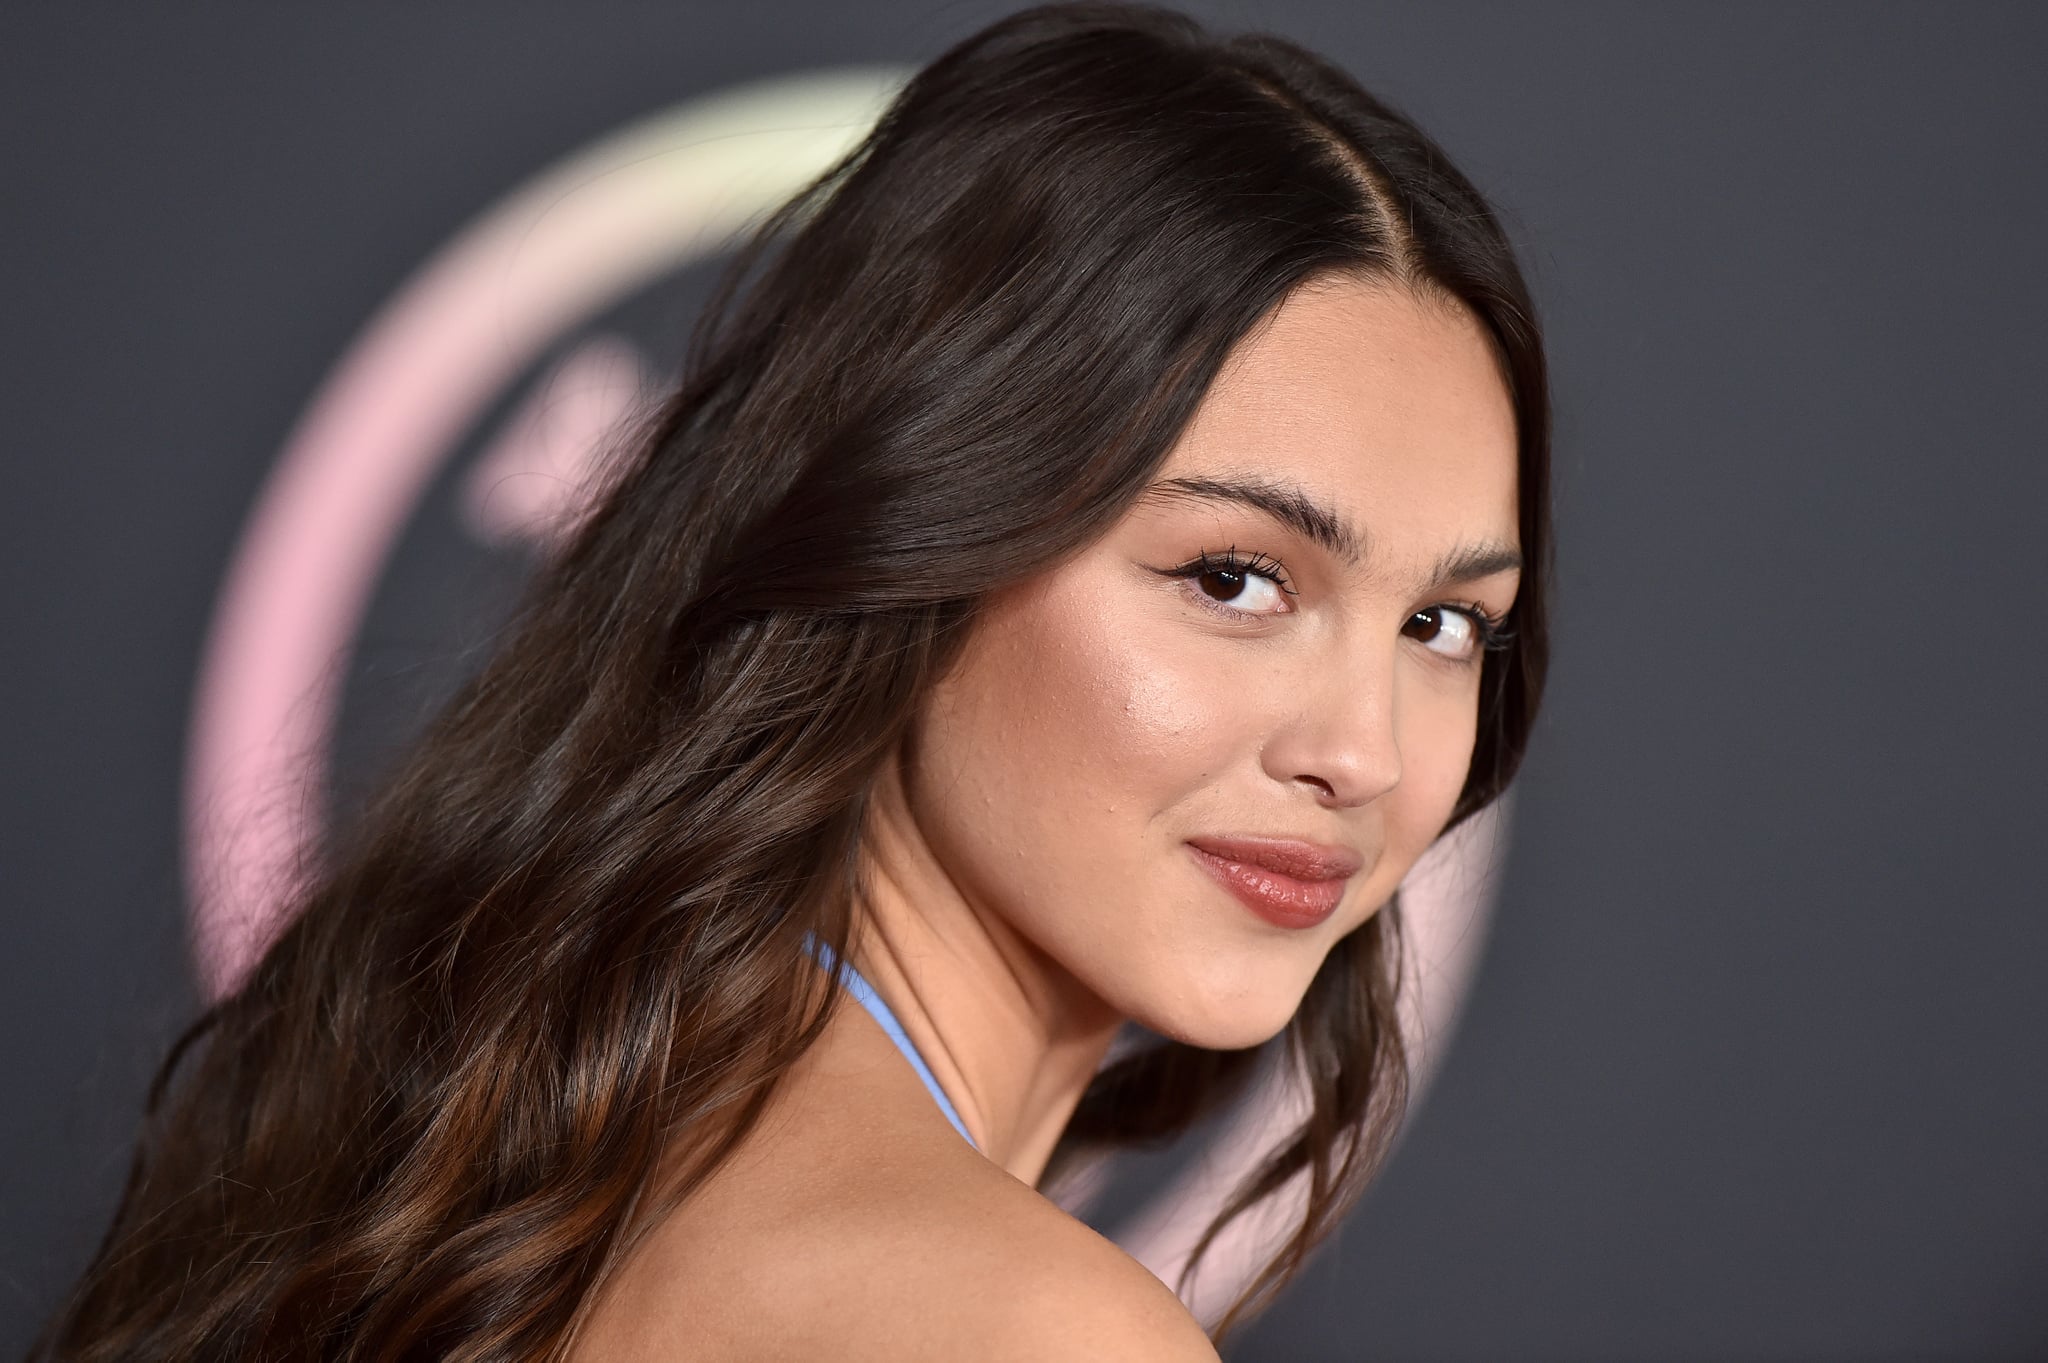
[{"left": 4, "top": 3, "right": 2043, "bottom": 1359}]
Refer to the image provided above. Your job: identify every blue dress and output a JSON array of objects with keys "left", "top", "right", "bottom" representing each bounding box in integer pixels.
[{"left": 805, "top": 935, "right": 979, "bottom": 1150}]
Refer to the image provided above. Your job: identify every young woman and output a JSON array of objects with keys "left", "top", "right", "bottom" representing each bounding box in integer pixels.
[{"left": 36, "top": 3, "right": 1550, "bottom": 1358}]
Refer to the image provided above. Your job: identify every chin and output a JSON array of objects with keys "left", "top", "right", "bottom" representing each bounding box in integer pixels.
[
  {"left": 1114, "top": 947, "right": 1321, "bottom": 1053},
  {"left": 1152, "top": 1009, "right": 1297, "bottom": 1053}
]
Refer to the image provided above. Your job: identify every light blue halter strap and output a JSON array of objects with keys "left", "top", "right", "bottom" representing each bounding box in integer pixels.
[{"left": 805, "top": 934, "right": 979, "bottom": 1150}]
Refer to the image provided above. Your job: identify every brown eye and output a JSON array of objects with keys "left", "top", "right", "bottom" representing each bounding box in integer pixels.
[
  {"left": 1190, "top": 565, "right": 1288, "bottom": 615},
  {"left": 1199, "top": 568, "right": 1248, "bottom": 602},
  {"left": 1160, "top": 549, "right": 1294, "bottom": 617},
  {"left": 1403, "top": 607, "right": 1479, "bottom": 661}
]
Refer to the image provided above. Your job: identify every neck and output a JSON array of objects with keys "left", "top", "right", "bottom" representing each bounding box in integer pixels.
[{"left": 848, "top": 755, "right": 1124, "bottom": 1185}]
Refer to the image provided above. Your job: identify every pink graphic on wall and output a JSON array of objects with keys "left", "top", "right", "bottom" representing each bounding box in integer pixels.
[
  {"left": 462, "top": 335, "right": 656, "bottom": 549},
  {"left": 184, "top": 70, "right": 904, "bottom": 997},
  {"left": 181, "top": 68, "right": 1516, "bottom": 1319}
]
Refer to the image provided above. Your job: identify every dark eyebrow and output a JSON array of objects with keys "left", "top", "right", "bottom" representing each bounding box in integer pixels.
[
  {"left": 1427, "top": 540, "right": 1523, "bottom": 591},
  {"left": 1142, "top": 474, "right": 1521, "bottom": 592},
  {"left": 1140, "top": 475, "right": 1365, "bottom": 565}
]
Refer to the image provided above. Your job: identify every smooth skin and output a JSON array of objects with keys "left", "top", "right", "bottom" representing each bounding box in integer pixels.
[{"left": 572, "top": 272, "right": 1522, "bottom": 1360}]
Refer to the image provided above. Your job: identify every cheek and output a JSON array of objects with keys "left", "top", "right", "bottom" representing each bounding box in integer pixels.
[
  {"left": 904, "top": 577, "right": 1247, "bottom": 919},
  {"left": 1376, "top": 675, "right": 1482, "bottom": 897}
]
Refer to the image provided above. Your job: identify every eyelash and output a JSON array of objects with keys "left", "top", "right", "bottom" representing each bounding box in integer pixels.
[
  {"left": 1158, "top": 546, "right": 1516, "bottom": 659},
  {"left": 1160, "top": 546, "right": 1298, "bottom": 615},
  {"left": 1430, "top": 600, "right": 1517, "bottom": 656}
]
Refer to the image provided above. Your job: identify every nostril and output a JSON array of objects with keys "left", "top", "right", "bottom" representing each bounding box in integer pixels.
[{"left": 1297, "top": 774, "right": 1337, "bottom": 799}]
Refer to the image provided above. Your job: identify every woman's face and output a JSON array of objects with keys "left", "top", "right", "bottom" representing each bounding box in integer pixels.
[{"left": 902, "top": 273, "right": 1522, "bottom": 1049}]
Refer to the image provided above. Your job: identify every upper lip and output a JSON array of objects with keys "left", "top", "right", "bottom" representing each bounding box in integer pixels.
[{"left": 1185, "top": 835, "right": 1363, "bottom": 882}]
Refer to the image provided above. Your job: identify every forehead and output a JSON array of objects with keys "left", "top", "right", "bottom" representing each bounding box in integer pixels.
[{"left": 1156, "top": 275, "right": 1520, "bottom": 567}]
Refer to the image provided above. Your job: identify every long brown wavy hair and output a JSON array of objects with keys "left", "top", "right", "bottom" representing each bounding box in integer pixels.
[{"left": 33, "top": 3, "right": 1551, "bottom": 1358}]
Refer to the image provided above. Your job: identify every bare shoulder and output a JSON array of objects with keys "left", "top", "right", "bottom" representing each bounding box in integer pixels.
[
  {"left": 572, "top": 994, "right": 1218, "bottom": 1361},
  {"left": 577, "top": 1146, "right": 1219, "bottom": 1362},
  {"left": 971, "top": 1186, "right": 1224, "bottom": 1362},
  {"left": 792, "top": 1165, "right": 1222, "bottom": 1362}
]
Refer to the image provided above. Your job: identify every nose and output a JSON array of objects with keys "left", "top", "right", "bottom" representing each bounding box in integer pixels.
[{"left": 1260, "top": 654, "right": 1404, "bottom": 810}]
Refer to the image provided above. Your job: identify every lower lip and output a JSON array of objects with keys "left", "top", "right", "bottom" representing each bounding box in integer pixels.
[{"left": 1187, "top": 846, "right": 1347, "bottom": 929}]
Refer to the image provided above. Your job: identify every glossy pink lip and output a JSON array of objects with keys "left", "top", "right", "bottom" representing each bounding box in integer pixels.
[{"left": 1185, "top": 835, "right": 1362, "bottom": 929}]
